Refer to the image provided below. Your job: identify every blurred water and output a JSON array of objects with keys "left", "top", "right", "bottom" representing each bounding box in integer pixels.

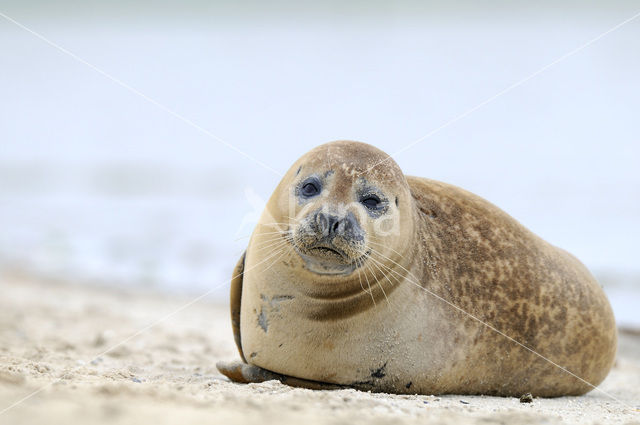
[{"left": 0, "top": 3, "right": 639, "bottom": 325}]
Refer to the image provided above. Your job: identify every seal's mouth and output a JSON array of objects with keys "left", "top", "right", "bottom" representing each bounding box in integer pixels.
[
  {"left": 294, "top": 242, "right": 370, "bottom": 276},
  {"left": 309, "top": 244, "right": 346, "bottom": 259}
]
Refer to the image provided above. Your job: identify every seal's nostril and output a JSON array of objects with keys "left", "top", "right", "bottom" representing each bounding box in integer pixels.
[
  {"left": 324, "top": 214, "right": 338, "bottom": 236},
  {"left": 316, "top": 212, "right": 328, "bottom": 233}
]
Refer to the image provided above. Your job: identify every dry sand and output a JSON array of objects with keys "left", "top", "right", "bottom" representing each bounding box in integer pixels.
[{"left": 0, "top": 273, "right": 638, "bottom": 425}]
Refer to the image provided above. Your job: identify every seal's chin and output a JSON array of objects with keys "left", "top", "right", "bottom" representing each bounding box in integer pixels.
[{"left": 294, "top": 244, "right": 369, "bottom": 276}]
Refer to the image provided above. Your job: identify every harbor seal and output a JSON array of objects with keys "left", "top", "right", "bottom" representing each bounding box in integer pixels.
[{"left": 216, "top": 140, "right": 617, "bottom": 396}]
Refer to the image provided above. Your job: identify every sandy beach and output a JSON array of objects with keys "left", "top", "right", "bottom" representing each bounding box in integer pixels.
[{"left": 0, "top": 273, "right": 638, "bottom": 425}]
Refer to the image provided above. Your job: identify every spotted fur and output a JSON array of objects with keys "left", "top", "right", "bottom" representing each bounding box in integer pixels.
[{"left": 219, "top": 140, "right": 617, "bottom": 397}]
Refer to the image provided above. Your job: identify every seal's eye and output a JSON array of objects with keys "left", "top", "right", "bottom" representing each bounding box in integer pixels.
[
  {"left": 301, "top": 181, "right": 320, "bottom": 197},
  {"left": 361, "top": 195, "right": 381, "bottom": 209}
]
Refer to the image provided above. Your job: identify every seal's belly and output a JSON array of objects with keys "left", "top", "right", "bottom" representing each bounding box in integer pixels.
[
  {"left": 239, "top": 277, "right": 457, "bottom": 392},
  {"left": 240, "top": 294, "right": 391, "bottom": 386}
]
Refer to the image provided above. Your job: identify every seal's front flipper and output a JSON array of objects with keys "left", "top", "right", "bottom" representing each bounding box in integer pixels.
[{"left": 216, "top": 360, "right": 343, "bottom": 391}]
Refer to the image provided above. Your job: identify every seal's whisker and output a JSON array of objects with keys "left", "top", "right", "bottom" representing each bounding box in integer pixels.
[
  {"left": 257, "top": 237, "right": 295, "bottom": 270},
  {"left": 283, "top": 216, "right": 302, "bottom": 223},
  {"left": 260, "top": 245, "right": 291, "bottom": 273},
  {"left": 253, "top": 236, "right": 291, "bottom": 253},
  {"left": 368, "top": 240, "right": 409, "bottom": 265},
  {"left": 254, "top": 244, "right": 287, "bottom": 260},
  {"left": 252, "top": 230, "right": 293, "bottom": 244},
  {"left": 367, "top": 254, "right": 391, "bottom": 307},
  {"left": 358, "top": 258, "right": 376, "bottom": 300},
  {"left": 251, "top": 237, "right": 291, "bottom": 248},
  {"left": 355, "top": 257, "right": 373, "bottom": 297},
  {"left": 252, "top": 234, "right": 290, "bottom": 247},
  {"left": 367, "top": 253, "right": 406, "bottom": 306},
  {"left": 255, "top": 222, "right": 295, "bottom": 232},
  {"left": 367, "top": 243, "right": 407, "bottom": 278},
  {"left": 368, "top": 253, "right": 398, "bottom": 305},
  {"left": 249, "top": 229, "right": 292, "bottom": 241},
  {"left": 254, "top": 246, "right": 284, "bottom": 270},
  {"left": 368, "top": 243, "right": 423, "bottom": 286},
  {"left": 367, "top": 249, "right": 400, "bottom": 288},
  {"left": 252, "top": 231, "right": 289, "bottom": 240},
  {"left": 256, "top": 223, "right": 294, "bottom": 231},
  {"left": 360, "top": 257, "right": 377, "bottom": 307},
  {"left": 252, "top": 230, "right": 290, "bottom": 236},
  {"left": 367, "top": 247, "right": 398, "bottom": 277},
  {"left": 231, "top": 226, "right": 291, "bottom": 244}
]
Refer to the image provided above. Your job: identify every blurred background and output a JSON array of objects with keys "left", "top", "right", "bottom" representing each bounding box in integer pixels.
[{"left": 1, "top": 1, "right": 638, "bottom": 325}]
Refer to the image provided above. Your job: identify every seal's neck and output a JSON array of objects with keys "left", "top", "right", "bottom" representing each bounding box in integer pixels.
[{"left": 292, "top": 234, "right": 415, "bottom": 321}]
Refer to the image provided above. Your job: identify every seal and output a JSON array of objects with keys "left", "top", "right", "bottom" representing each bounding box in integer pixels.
[{"left": 216, "top": 140, "right": 617, "bottom": 396}]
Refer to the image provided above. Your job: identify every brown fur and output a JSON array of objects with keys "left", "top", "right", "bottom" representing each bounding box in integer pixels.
[
  {"left": 219, "top": 140, "right": 617, "bottom": 397},
  {"left": 405, "top": 177, "right": 616, "bottom": 395}
]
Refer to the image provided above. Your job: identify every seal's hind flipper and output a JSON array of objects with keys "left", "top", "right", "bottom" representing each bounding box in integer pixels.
[{"left": 216, "top": 360, "right": 343, "bottom": 391}]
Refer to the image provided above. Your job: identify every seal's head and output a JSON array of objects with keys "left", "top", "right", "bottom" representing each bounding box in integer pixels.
[{"left": 264, "top": 140, "right": 415, "bottom": 278}]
